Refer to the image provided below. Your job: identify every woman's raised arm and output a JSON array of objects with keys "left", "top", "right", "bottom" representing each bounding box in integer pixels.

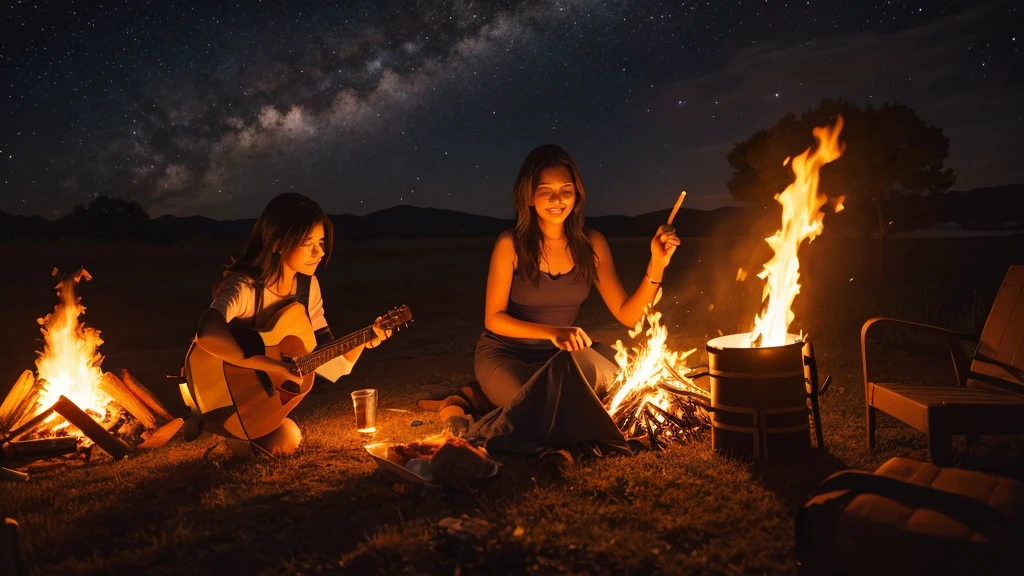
[{"left": 591, "top": 227, "right": 679, "bottom": 328}]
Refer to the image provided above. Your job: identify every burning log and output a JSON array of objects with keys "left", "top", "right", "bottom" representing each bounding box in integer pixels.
[
  {"left": 137, "top": 417, "right": 184, "bottom": 450},
  {"left": 2, "top": 437, "right": 79, "bottom": 461},
  {"left": 0, "top": 371, "right": 41, "bottom": 434},
  {"left": 98, "top": 372, "right": 159, "bottom": 430},
  {"left": 642, "top": 407, "right": 663, "bottom": 451},
  {"left": 120, "top": 369, "right": 173, "bottom": 424},
  {"left": 647, "top": 401, "right": 699, "bottom": 432},
  {"left": 615, "top": 392, "right": 710, "bottom": 449},
  {"left": 52, "top": 396, "right": 130, "bottom": 460},
  {"left": 104, "top": 405, "right": 125, "bottom": 432},
  {"left": 3, "top": 405, "right": 56, "bottom": 443},
  {"left": 30, "top": 413, "right": 67, "bottom": 439},
  {"left": 117, "top": 420, "right": 146, "bottom": 441}
]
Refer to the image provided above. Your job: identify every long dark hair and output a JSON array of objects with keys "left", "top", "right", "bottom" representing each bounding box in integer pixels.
[
  {"left": 512, "top": 144, "right": 596, "bottom": 286},
  {"left": 214, "top": 192, "right": 334, "bottom": 296}
]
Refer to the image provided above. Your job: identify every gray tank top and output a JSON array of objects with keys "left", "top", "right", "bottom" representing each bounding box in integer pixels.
[{"left": 485, "top": 268, "right": 591, "bottom": 349}]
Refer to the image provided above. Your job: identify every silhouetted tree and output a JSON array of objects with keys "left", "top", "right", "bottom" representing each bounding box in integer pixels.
[
  {"left": 729, "top": 99, "right": 958, "bottom": 226},
  {"left": 61, "top": 195, "right": 160, "bottom": 240},
  {"left": 727, "top": 98, "right": 955, "bottom": 273}
]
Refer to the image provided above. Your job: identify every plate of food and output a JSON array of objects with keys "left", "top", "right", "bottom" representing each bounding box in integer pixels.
[
  {"left": 365, "top": 436, "right": 445, "bottom": 485},
  {"left": 365, "top": 435, "right": 500, "bottom": 488}
]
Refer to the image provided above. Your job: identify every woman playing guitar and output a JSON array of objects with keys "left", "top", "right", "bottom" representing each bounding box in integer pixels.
[{"left": 190, "top": 192, "right": 392, "bottom": 457}]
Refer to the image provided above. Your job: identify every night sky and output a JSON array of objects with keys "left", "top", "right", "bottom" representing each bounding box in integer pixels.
[{"left": 3, "top": 0, "right": 1021, "bottom": 220}]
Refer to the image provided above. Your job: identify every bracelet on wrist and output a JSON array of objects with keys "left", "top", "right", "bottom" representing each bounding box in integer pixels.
[{"left": 646, "top": 273, "right": 662, "bottom": 285}]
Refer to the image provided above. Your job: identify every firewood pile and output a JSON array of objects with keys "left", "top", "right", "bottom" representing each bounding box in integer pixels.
[
  {"left": 615, "top": 372, "right": 712, "bottom": 451},
  {"left": 0, "top": 368, "right": 183, "bottom": 482}
]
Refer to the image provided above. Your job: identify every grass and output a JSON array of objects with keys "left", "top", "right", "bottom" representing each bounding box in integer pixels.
[{"left": 2, "top": 233, "right": 1023, "bottom": 574}]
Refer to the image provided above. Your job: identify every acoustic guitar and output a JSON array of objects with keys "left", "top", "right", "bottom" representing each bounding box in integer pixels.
[{"left": 184, "top": 302, "right": 412, "bottom": 440}]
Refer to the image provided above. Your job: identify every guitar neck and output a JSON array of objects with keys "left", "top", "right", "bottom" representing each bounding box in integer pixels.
[{"left": 296, "top": 326, "right": 376, "bottom": 375}]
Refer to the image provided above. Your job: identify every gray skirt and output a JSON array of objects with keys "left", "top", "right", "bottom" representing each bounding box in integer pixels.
[{"left": 470, "top": 332, "right": 629, "bottom": 456}]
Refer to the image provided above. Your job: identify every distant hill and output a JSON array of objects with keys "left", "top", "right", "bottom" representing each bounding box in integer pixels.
[
  {"left": 885, "top": 183, "right": 1024, "bottom": 232},
  {"left": 1, "top": 184, "right": 1020, "bottom": 241},
  {"left": 148, "top": 204, "right": 763, "bottom": 240}
]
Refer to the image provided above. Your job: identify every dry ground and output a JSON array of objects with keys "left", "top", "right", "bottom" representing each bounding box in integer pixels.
[{"left": 1, "top": 232, "right": 1023, "bottom": 575}]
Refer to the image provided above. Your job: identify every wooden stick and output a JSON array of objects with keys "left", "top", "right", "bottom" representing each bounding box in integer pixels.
[
  {"left": 0, "top": 466, "right": 29, "bottom": 482},
  {"left": 98, "top": 372, "right": 158, "bottom": 430},
  {"left": 642, "top": 408, "right": 662, "bottom": 451},
  {"left": 660, "top": 360, "right": 710, "bottom": 398},
  {"left": 120, "top": 370, "right": 173, "bottom": 424},
  {"left": 2, "top": 437, "right": 79, "bottom": 460},
  {"left": 52, "top": 396, "right": 130, "bottom": 460},
  {"left": 647, "top": 402, "right": 695, "bottom": 432},
  {"left": 3, "top": 405, "right": 56, "bottom": 443},
  {"left": 137, "top": 417, "right": 184, "bottom": 450},
  {"left": 0, "top": 370, "right": 40, "bottom": 434},
  {"left": 667, "top": 191, "right": 687, "bottom": 225},
  {"left": 31, "top": 413, "right": 66, "bottom": 438}
]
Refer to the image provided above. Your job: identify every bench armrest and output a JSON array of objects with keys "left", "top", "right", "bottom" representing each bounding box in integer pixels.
[{"left": 861, "top": 317, "right": 979, "bottom": 392}]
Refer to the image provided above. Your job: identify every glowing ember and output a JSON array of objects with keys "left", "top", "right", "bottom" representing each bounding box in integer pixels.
[
  {"left": 748, "top": 116, "right": 846, "bottom": 348},
  {"left": 604, "top": 298, "right": 705, "bottom": 438},
  {"left": 35, "top": 269, "right": 111, "bottom": 416}
]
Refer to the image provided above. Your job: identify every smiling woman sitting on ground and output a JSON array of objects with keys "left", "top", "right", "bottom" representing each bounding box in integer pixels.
[{"left": 462, "top": 143, "right": 681, "bottom": 470}]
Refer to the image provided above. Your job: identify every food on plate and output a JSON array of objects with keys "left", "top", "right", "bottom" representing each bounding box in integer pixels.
[
  {"left": 429, "top": 437, "right": 495, "bottom": 487},
  {"left": 385, "top": 441, "right": 441, "bottom": 466},
  {"left": 379, "top": 437, "right": 497, "bottom": 487}
]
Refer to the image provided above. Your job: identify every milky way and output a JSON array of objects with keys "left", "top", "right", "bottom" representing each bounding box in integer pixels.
[{"left": 3, "top": 0, "right": 1021, "bottom": 219}]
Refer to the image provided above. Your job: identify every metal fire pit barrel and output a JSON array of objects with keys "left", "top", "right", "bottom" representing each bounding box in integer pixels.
[{"left": 706, "top": 333, "right": 809, "bottom": 459}]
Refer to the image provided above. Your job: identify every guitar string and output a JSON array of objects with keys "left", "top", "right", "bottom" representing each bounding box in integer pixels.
[
  {"left": 296, "top": 328, "right": 375, "bottom": 374},
  {"left": 293, "top": 309, "right": 409, "bottom": 374}
]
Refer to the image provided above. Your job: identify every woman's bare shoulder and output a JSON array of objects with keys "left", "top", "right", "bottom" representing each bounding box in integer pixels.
[
  {"left": 493, "top": 229, "right": 516, "bottom": 251},
  {"left": 587, "top": 228, "right": 610, "bottom": 247},
  {"left": 492, "top": 229, "right": 517, "bottom": 267}
]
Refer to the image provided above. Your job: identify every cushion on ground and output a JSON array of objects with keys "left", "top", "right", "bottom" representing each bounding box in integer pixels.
[{"left": 796, "top": 457, "right": 1023, "bottom": 575}]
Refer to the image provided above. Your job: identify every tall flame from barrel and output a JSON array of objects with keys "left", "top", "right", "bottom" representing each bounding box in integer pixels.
[{"left": 750, "top": 116, "right": 845, "bottom": 347}]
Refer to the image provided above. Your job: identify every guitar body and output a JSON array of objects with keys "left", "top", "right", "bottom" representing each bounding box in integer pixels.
[
  {"left": 185, "top": 302, "right": 318, "bottom": 440},
  {"left": 184, "top": 301, "right": 411, "bottom": 443}
]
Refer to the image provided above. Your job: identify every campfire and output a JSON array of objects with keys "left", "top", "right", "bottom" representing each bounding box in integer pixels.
[
  {"left": 0, "top": 269, "right": 181, "bottom": 482},
  {"left": 603, "top": 296, "right": 712, "bottom": 450}
]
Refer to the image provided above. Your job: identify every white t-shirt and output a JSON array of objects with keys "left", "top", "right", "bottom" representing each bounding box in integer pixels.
[{"left": 209, "top": 273, "right": 354, "bottom": 381}]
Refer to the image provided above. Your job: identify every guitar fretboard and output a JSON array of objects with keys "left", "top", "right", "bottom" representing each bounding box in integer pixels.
[{"left": 295, "top": 327, "right": 376, "bottom": 375}]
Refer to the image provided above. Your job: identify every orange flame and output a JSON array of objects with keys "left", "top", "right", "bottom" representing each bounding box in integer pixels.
[
  {"left": 749, "top": 116, "right": 845, "bottom": 347},
  {"left": 35, "top": 269, "right": 111, "bottom": 415},
  {"left": 605, "top": 301, "right": 701, "bottom": 423}
]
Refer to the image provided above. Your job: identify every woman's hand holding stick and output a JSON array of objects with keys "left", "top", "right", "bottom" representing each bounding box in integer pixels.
[{"left": 648, "top": 191, "right": 684, "bottom": 283}]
